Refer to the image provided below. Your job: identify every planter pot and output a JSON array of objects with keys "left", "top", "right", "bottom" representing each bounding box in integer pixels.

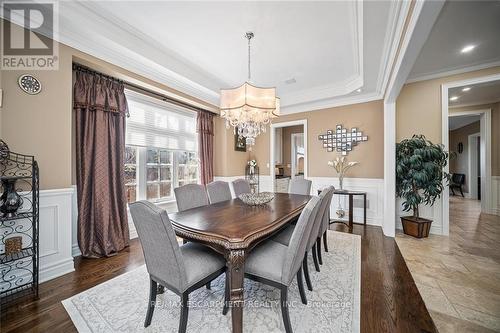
[{"left": 401, "top": 216, "right": 432, "bottom": 238}]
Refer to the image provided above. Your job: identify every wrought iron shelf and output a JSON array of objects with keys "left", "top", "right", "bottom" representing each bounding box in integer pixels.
[
  {"left": 0, "top": 247, "right": 34, "bottom": 264},
  {"left": 0, "top": 212, "right": 34, "bottom": 222},
  {"left": 0, "top": 142, "right": 39, "bottom": 306},
  {"left": 0, "top": 175, "right": 33, "bottom": 181}
]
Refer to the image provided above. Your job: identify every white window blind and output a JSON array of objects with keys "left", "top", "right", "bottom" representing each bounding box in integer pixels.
[{"left": 125, "top": 89, "right": 197, "bottom": 151}]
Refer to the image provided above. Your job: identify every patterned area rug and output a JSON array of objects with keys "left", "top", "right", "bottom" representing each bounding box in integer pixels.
[{"left": 63, "top": 231, "right": 360, "bottom": 333}]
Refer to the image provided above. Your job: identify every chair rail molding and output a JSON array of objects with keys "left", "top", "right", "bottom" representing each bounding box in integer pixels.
[{"left": 38, "top": 188, "right": 75, "bottom": 283}]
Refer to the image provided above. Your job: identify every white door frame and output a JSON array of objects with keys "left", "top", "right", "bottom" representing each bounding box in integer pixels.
[
  {"left": 270, "top": 120, "right": 308, "bottom": 190},
  {"left": 291, "top": 133, "right": 304, "bottom": 178},
  {"left": 441, "top": 73, "right": 499, "bottom": 233},
  {"left": 467, "top": 132, "right": 480, "bottom": 200}
]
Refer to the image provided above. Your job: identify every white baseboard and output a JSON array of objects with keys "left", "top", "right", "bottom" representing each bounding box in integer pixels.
[{"left": 214, "top": 175, "right": 384, "bottom": 227}]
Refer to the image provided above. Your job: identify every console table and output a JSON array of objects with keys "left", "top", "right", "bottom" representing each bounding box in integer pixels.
[{"left": 319, "top": 189, "right": 367, "bottom": 232}]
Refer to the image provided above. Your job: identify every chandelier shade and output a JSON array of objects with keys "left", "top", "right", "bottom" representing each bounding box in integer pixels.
[{"left": 219, "top": 32, "right": 280, "bottom": 148}]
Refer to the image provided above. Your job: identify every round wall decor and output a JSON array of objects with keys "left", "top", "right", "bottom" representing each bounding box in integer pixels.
[
  {"left": 18, "top": 74, "right": 42, "bottom": 95},
  {"left": 457, "top": 142, "right": 464, "bottom": 154}
]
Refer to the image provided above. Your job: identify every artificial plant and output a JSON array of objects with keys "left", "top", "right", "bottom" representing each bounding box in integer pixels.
[{"left": 396, "top": 135, "right": 450, "bottom": 218}]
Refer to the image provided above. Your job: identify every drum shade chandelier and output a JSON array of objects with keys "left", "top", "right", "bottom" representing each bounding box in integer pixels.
[{"left": 220, "top": 32, "right": 280, "bottom": 148}]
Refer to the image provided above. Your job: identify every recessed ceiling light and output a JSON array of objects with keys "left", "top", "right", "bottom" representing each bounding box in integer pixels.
[
  {"left": 356, "top": 88, "right": 362, "bottom": 93},
  {"left": 450, "top": 96, "right": 459, "bottom": 101},
  {"left": 285, "top": 78, "right": 296, "bottom": 85},
  {"left": 461, "top": 45, "right": 475, "bottom": 53},
  {"left": 462, "top": 87, "right": 471, "bottom": 92}
]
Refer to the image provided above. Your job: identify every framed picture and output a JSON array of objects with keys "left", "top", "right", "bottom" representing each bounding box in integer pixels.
[{"left": 234, "top": 134, "right": 246, "bottom": 152}]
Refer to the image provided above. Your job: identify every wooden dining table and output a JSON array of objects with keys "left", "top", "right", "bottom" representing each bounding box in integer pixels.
[{"left": 169, "top": 192, "right": 311, "bottom": 333}]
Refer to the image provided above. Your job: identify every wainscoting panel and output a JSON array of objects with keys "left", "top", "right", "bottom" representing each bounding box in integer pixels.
[
  {"left": 38, "top": 188, "right": 75, "bottom": 283},
  {"left": 214, "top": 176, "right": 384, "bottom": 226}
]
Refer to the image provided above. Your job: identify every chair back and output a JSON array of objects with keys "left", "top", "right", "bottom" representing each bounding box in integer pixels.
[
  {"left": 452, "top": 173, "right": 465, "bottom": 185},
  {"left": 281, "top": 196, "right": 322, "bottom": 285},
  {"left": 318, "top": 186, "right": 335, "bottom": 236},
  {"left": 304, "top": 187, "right": 333, "bottom": 246},
  {"left": 206, "top": 181, "right": 232, "bottom": 204},
  {"left": 174, "top": 183, "right": 209, "bottom": 212},
  {"left": 129, "top": 201, "right": 187, "bottom": 293},
  {"left": 289, "top": 178, "right": 312, "bottom": 195},
  {"left": 232, "top": 179, "right": 251, "bottom": 197}
]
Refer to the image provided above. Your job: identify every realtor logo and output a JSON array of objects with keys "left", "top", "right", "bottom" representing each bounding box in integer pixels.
[{"left": 1, "top": 1, "right": 59, "bottom": 70}]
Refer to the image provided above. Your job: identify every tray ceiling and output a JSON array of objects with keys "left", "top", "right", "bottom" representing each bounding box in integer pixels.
[{"left": 25, "top": 1, "right": 408, "bottom": 113}]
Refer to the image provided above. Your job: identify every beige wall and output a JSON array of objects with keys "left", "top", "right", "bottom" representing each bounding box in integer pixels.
[
  {"left": 221, "top": 100, "right": 385, "bottom": 179},
  {"left": 213, "top": 116, "right": 250, "bottom": 177},
  {"left": 0, "top": 21, "right": 216, "bottom": 190},
  {"left": 396, "top": 66, "right": 500, "bottom": 144},
  {"left": 450, "top": 102, "right": 500, "bottom": 176},
  {"left": 449, "top": 121, "right": 480, "bottom": 192}
]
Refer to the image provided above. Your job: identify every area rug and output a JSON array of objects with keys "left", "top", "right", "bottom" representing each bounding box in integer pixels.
[{"left": 62, "top": 230, "right": 360, "bottom": 333}]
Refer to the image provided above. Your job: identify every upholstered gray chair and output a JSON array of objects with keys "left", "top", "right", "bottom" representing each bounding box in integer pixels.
[
  {"left": 272, "top": 186, "right": 334, "bottom": 291},
  {"left": 244, "top": 196, "right": 322, "bottom": 333},
  {"left": 288, "top": 178, "right": 312, "bottom": 195},
  {"left": 317, "top": 186, "right": 335, "bottom": 265},
  {"left": 232, "top": 178, "right": 251, "bottom": 197},
  {"left": 206, "top": 181, "right": 232, "bottom": 204},
  {"left": 174, "top": 183, "right": 209, "bottom": 212},
  {"left": 129, "top": 201, "right": 227, "bottom": 332}
]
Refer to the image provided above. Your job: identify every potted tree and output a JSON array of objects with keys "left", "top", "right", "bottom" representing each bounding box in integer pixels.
[{"left": 396, "top": 135, "right": 450, "bottom": 238}]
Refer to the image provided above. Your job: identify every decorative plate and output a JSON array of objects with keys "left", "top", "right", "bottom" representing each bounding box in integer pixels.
[
  {"left": 18, "top": 74, "right": 42, "bottom": 95},
  {"left": 239, "top": 192, "right": 275, "bottom": 206}
]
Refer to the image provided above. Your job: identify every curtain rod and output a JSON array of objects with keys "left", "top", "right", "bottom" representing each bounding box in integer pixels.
[{"left": 72, "top": 63, "right": 213, "bottom": 114}]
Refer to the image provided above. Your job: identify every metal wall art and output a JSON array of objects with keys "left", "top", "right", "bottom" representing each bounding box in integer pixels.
[{"left": 318, "top": 124, "right": 368, "bottom": 155}]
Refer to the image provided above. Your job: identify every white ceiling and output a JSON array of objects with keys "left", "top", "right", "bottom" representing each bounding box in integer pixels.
[
  {"left": 44, "top": 0, "right": 406, "bottom": 113},
  {"left": 449, "top": 114, "right": 480, "bottom": 131},
  {"left": 408, "top": 1, "right": 500, "bottom": 82},
  {"left": 449, "top": 79, "right": 500, "bottom": 108}
]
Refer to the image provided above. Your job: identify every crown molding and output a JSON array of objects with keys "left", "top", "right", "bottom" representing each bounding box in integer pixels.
[
  {"left": 281, "top": 91, "right": 382, "bottom": 115},
  {"left": 406, "top": 59, "right": 500, "bottom": 84},
  {"left": 61, "top": 2, "right": 220, "bottom": 106},
  {"left": 376, "top": 1, "right": 412, "bottom": 94},
  {"left": 449, "top": 97, "right": 500, "bottom": 109}
]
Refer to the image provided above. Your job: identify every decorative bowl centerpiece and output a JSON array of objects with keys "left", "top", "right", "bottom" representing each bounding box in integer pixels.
[{"left": 239, "top": 192, "right": 274, "bottom": 206}]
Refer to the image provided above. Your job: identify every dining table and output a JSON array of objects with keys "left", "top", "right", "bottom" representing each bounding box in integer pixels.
[{"left": 169, "top": 192, "right": 312, "bottom": 333}]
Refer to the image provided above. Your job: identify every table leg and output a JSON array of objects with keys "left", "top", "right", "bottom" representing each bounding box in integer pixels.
[
  {"left": 363, "top": 194, "right": 367, "bottom": 225},
  {"left": 227, "top": 249, "right": 245, "bottom": 333},
  {"left": 348, "top": 194, "right": 354, "bottom": 233}
]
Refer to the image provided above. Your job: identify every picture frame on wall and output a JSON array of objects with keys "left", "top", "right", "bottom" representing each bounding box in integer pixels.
[{"left": 234, "top": 134, "right": 247, "bottom": 152}]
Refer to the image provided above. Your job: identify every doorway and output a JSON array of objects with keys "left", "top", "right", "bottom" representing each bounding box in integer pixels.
[
  {"left": 441, "top": 74, "right": 499, "bottom": 234},
  {"left": 270, "top": 120, "right": 308, "bottom": 193}
]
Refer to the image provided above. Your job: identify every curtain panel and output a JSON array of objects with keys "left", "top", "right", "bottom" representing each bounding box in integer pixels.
[
  {"left": 74, "top": 69, "right": 130, "bottom": 258},
  {"left": 196, "top": 110, "right": 214, "bottom": 185}
]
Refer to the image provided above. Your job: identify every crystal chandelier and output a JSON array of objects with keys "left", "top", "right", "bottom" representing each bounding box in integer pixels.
[{"left": 220, "top": 32, "right": 280, "bottom": 148}]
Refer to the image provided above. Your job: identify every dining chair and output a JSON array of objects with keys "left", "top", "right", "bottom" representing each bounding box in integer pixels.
[
  {"left": 232, "top": 178, "right": 251, "bottom": 197},
  {"left": 272, "top": 186, "right": 334, "bottom": 291},
  {"left": 317, "top": 186, "right": 335, "bottom": 265},
  {"left": 129, "top": 201, "right": 227, "bottom": 333},
  {"left": 206, "top": 181, "right": 232, "bottom": 204},
  {"left": 243, "top": 196, "right": 322, "bottom": 333},
  {"left": 288, "top": 178, "right": 312, "bottom": 195},
  {"left": 174, "top": 183, "right": 209, "bottom": 212}
]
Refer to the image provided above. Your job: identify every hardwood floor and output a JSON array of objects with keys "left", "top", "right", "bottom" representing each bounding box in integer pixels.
[{"left": 1, "top": 225, "right": 436, "bottom": 333}]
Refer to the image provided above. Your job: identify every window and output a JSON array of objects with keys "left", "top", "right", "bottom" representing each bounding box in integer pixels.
[{"left": 124, "top": 90, "right": 199, "bottom": 204}]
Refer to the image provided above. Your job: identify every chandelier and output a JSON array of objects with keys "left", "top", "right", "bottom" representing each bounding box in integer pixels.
[{"left": 220, "top": 32, "right": 280, "bottom": 148}]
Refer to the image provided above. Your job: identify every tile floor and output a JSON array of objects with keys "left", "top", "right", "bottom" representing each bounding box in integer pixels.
[{"left": 396, "top": 196, "right": 500, "bottom": 333}]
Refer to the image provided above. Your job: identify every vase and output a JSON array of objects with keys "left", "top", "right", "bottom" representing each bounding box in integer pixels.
[
  {"left": 0, "top": 177, "right": 23, "bottom": 217},
  {"left": 338, "top": 174, "right": 344, "bottom": 190}
]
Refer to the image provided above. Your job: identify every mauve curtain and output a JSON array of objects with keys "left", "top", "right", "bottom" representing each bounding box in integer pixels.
[
  {"left": 74, "top": 69, "right": 130, "bottom": 258},
  {"left": 197, "top": 110, "right": 214, "bottom": 185}
]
